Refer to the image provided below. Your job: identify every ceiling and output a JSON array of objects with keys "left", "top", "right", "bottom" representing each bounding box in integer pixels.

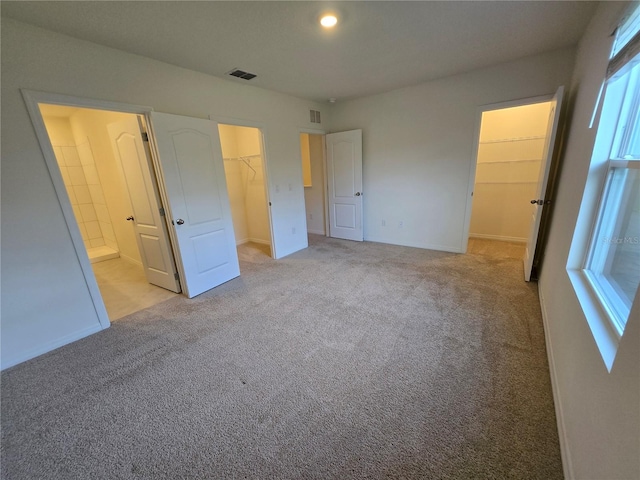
[{"left": 2, "top": 1, "right": 599, "bottom": 103}]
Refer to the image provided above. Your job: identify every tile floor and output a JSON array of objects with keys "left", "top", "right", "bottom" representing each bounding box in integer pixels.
[
  {"left": 92, "top": 242, "right": 273, "bottom": 321},
  {"left": 92, "top": 258, "right": 178, "bottom": 321}
]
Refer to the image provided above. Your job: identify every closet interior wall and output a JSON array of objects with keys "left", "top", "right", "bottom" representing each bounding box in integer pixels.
[
  {"left": 469, "top": 102, "right": 551, "bottom": 243},
  {"left": 219, "top": 124, "right": 271, "bottom": 247}
]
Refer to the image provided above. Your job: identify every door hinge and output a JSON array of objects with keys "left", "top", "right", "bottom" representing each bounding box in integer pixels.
[
  {"left": 141, "top": 132, "right": 149, "bottom": 142},
  {"left": 159, "top": 207, "right": 165, "bottom": 216},
  {"left": 174, "top": 272, "right": 180, "bottom": 281}
]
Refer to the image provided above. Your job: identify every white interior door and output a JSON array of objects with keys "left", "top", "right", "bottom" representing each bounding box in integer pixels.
[
  {"left": 107, "top": 117, "right": 180, "bottom": 293},
  {"left": 326, "top": 129, "right": 363, "bottom": 241},
  {"left": 149, "top": 112, "right": 240, "bottom": 298},
  {"left": 524, "top": 86, "right": 564, "bottom": 281}
]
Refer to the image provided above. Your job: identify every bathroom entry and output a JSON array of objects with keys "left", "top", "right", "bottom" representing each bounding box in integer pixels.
[
  {"left": 39, "top": 103, "right": 180, "bottom": 319},
  {"left": 468, "top": 101, "right": 552, "bottom": 254},
  {"left": 218, "top": 124, "right": 273, "bottom": 260}
]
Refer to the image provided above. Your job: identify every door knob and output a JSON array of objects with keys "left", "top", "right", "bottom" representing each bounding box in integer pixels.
[
  {"left": 176, "top": 219, "right": 185, "bottom": 225},
  {"left": 355, "top": 192, "right": 362, "bottom": 196},
  {"left": 126, "top": 216, "right": 134, "bottom": 221}
]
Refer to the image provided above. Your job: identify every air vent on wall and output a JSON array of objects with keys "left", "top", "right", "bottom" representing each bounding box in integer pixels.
[
  {"left": 310, "top": 110, "right": 321, "bottom": 124},
  {"left": 227, "top": 68, "right": 257, "bottom": 80}
]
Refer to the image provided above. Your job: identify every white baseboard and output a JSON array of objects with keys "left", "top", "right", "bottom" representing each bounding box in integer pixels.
[
  {"left": 248, "top": 237, "right": 270, "bottom": 246},
  {"left": 119, "top": 253, "right": 143, "bottom": 267},
  {"left": 236, "top": 237, "right": 250, "bottom": 246},
  {"left": 469, "top": 233, "right": 527, "bottom": 243},
  {"left": 365, "top": 235, "right": 463, "bottom": 253},
  {"left": 1, "top": 322, "right": 105, "bottom": 370},
  {"left": 538, "top": 288, "right": 574, "bottom": 480},
  {"left": 307, "top": 229, "right": 326, "bottom": 235}
]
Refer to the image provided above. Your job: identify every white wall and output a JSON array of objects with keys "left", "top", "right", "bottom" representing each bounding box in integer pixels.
[
  {"left": 538, "top": 2, "right": 640, "bottom": 479},
  {"left": 304, "top": 134, "right": 326, "bottom": 235},
  {"left": 329, "top": 48, "right": 576, "bottom": 252},
  {"left": 0, "top": 18, "right": 325, "bottom": 368},
  {"left": 470, "top": 103, "right": 550, "bottom": 242}
]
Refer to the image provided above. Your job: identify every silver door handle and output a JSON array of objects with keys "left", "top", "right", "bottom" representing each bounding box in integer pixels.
[
  {"left": 126, "top": 216, "right": 134, "bottom": 221},
  {"left": 176, "top": 219, "right": 185, "bottom": 225},
  {"left": 355, "top": 192, "right": 362, "bottom": 196}
]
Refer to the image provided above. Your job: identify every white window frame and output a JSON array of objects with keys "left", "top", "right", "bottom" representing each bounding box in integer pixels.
[{"left": 567, "top": 7, "right": 640, "bottom": 371}]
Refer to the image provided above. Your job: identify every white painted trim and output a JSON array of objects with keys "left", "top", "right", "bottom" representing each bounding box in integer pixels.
[
  {"left": 248, "top": 237, "right": 271, "bottom": 246},
  {"left": 365, "top": 235, "right": 463, "bottom": 253},
  {"left": 469, "top": 233, "right": 527, "bottom": 243},
  {"left": 462, "top": 93, "right": 555, "bottom": 254},
  {"left": 299, "top": 127, "right": 327, "bottom": 135},
  {"left": 119, "top": 253, "right": 144, "bottom": 267},
  {"left": 22, "top": 89, "right": 153, "bottom": 114},
  {"left": 235, "top": 237, "right": 272, "bottom": 247},
  {"left": 538, "top": 289, "right": 574, "bottom": 480},
  {"left": 1, "top": 323, "right": 104, "bottom": 370},
  {"left": 307, "top": 229, "right": 326, "bottom": 235},
  {"left": 21, "top": 90, "right": 113, "bottom": 330}
]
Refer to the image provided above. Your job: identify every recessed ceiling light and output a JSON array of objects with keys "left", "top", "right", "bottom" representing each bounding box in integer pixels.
[{"left": 320, "top": 15, "right": 338, "bottom": 28}]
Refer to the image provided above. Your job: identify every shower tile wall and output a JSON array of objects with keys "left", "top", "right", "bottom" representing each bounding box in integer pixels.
[{"left": 53, "top": 143, "right": 115, "bottom": 251}]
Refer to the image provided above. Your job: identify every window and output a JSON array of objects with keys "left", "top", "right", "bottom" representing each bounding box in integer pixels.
[
  {"left": 568, "top": 5, "right": 640, "bottom": 369},
  {"left": 583, "top": 64, "right": 640, "bottom": 336}
]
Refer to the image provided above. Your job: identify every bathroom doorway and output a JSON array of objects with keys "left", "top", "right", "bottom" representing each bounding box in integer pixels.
[
  {"left": 39, "top": 103, "right": 179, "bottom": 320},
  {"left": 218, "top": 124, "right": 274, "bottom": 265}
]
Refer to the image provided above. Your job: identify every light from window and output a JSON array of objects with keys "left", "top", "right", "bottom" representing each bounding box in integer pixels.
[{"left": 583, "top": 60, "right": 640, "bottom": 336}]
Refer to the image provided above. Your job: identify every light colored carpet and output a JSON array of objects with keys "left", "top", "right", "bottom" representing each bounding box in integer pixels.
[{"left": 1, "top": 235, "right": 562, "bottom": 479}]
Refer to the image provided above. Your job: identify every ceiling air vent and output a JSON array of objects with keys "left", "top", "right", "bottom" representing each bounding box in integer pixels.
[{"left": 227, "top": 68, "right": 257, "bottom": 80}]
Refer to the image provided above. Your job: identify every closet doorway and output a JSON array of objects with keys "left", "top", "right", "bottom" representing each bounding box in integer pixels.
[
  {"left": 218, "top": 124, "right": 274, "bottom": 263},
  {"left": 299, "top": 132, "right": 327, "bottom": 237},
  {"left": 39, "top": 103, "right": 179, "bottom": 320},
  {"left": 467, "top": 100, "right": 553, "bottom": 261}
]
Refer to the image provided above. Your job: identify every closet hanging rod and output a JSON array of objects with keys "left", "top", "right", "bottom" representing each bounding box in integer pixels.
[
  {"left": 224, "top": 155, "right": 258, "bottom": 179},
  {"left": 223, "top": 154, "right": 261, "bottom": 159}
]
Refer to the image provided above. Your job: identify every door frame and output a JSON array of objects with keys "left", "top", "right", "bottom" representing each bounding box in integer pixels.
[
  {"left": 461, "top": 93, "right": 554, "bottom": 253},
  {"left": 21, "top": 89, "right": 176, "bottom": 327},
  {"left": 299, "top": 127, "right": 329, "bottom": 237},
  {"left": 212, "top": 115, "right": 278, "bottom": 259}
]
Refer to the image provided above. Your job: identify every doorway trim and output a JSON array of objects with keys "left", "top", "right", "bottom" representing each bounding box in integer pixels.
[
  {"left": 213, "top": 115, "right": 278, "bottom": 259},
  {"left": 299, "top": 127, "right": 329, "bottom": 237},
  {"left": 21, "top": 89, "right": 157, "bottom": 329},
  {"left": 461, "top": 93, "right": 554, "bottom": 253}
]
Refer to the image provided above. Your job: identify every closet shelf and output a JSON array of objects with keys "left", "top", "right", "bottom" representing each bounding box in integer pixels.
[
  {"left": 477, "top": 158, "right": 542, "bottom": 165},
  {"left": 479, "top": 135, "right": 545, "bottom": 144},
  {"left": 475, "top": 181, "right": 538, "bottom": 185}
]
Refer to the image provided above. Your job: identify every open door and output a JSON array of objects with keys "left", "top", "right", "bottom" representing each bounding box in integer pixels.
[
  {"left": 149, "top": 112, "right": 240, "bottom": 298},
  {"left": 326, "top": 129, "right": 363, "bottom": 241},
  {"left": 524, "top": 86, "right": 564, "bottom": 281},
  {"left": 107, "top": 116, "right": 181, "bottom": 293}
]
